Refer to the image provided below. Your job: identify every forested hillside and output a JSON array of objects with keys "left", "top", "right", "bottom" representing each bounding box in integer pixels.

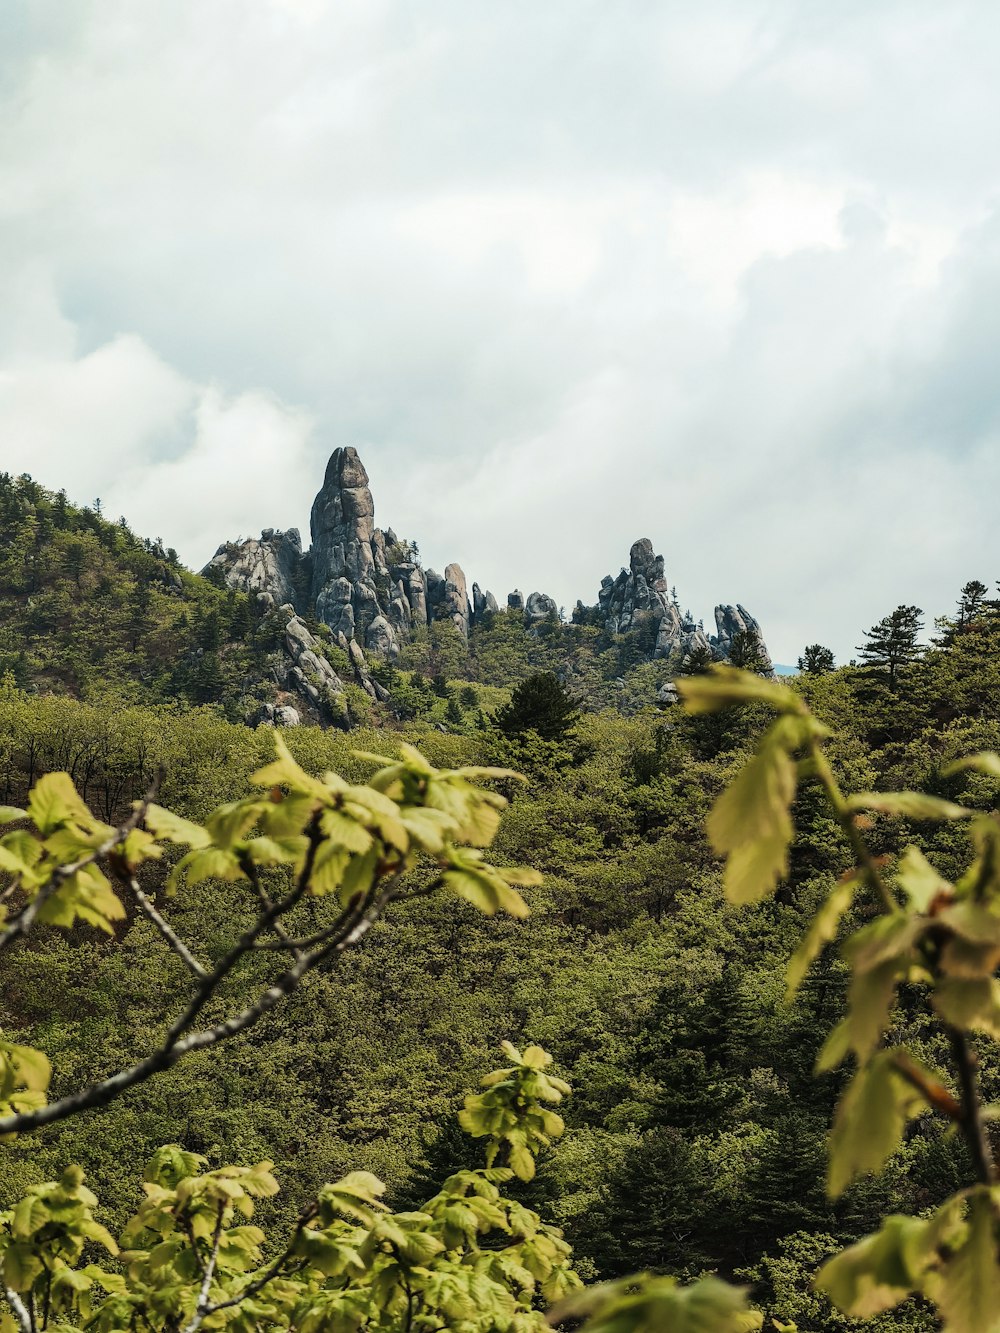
[{"left": 1, "top": 548, "right": 1000, "bottom": 1328}]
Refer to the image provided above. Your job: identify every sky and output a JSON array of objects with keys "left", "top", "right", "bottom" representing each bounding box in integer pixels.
[{"left": 3, "top": 2, "right": 1000, "bottom": 663}]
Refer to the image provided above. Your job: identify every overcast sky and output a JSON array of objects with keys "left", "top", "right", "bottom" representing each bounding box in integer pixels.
[{"left": 3, "top": 2, "right": 1000, "bottom": 662}]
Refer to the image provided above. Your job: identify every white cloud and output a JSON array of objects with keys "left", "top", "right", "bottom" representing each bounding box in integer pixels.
[{"left": 2, "top": 1, "right": 1000, "bottom": 663}]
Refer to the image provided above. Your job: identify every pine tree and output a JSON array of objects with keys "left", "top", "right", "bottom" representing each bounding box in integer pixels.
[
  {"left": 494, "top": 672, "right": 579, "bottom": 742},
  {"left": 797, "top": 643, "right": 835, "bottom": 675},
  {"left": 856, "top": 604, "right": 924, "bottom": 685},
  {"left": 728, "top": 628, "right": 770, "bottom": 675},
  {"left": 679, "top": 642, "right": 715, "bottom": 675}
]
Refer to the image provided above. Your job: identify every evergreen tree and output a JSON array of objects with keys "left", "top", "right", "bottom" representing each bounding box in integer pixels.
[
  {"left": 936, "top": 579, "right": 991, "bottom": 646},
  {"left": 797, "top": 643, "right": 835, "bottom": 675},
  {"left": 728, "top": 628, "right": 770, "bottom": 674},
  {"left": 856, "top": 604, "right": 924, "bottom": 685},
  {"left": 494, "top": 672, "right": 579, "bottom": 742},
  {"left": 679, "top": 643, "right": 715, "bottom": 675}
]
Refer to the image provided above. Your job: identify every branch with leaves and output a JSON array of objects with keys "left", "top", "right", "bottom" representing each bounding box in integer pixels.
[
  {"left": 0, "top": 1046, "right": 583, "bottom": 1333},
  {"left": 0, "top": 736, "right": 540, "bottom": 1137},
  {"left": 671, "top": 665, "right": 1000, "bottom": 1331}
]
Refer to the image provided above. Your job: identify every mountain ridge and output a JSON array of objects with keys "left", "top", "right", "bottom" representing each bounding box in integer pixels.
[{"left": 205, "top": 446, "right": 773, "bottom": 675}]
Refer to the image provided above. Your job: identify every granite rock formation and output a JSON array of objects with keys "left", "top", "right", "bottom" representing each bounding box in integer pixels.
[
  {"left": 205, "top": 450, "right": 773, "bottom": 717},
  {"left": 203, "top": 528, "right": 304, "bottom": 610},
  {"left": 592, "top": 537, "right": 772, "bottom": 672},
  {"left": 205, "top": 448, "right": 505, "bottom": 719}
]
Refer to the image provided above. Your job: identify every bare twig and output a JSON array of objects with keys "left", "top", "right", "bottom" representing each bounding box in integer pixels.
[
  {"left": 950, "top": 1029, "right": 996, "bottom": 1185},
  {"left": 238, "top": 853, "right": 303, "bottom": 962},
  {"left": 179, "top": 1206, "right": 224, "bottom": 1333},
  {"left": 201, "top": 1203, "right": 318, "bottom": 1318},
  {"left": 0, "top": 872, "right": 402, "bottom": 1136},
  {"left": 3, "top": 1286, "right": 31, "bottom": 1333},
  {"left": 120, "top": 875, "right": 207, "bottom": 980},
  {"left": 163, "top": 818, "right": 325, "bottom": 1045}
]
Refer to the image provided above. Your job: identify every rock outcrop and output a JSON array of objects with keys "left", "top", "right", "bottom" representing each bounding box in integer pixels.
[
  {"left": 589, "top": 537, "right": 772, "bottom": 671},
  {"left": 204, "top": 528, "right": 304, "bottom": 610},
  {"left": 204, "top": 451, "right": 773, "bottom": 718},
  {"left": 208, "top": 447, "right": 501, "bottom": 665}
]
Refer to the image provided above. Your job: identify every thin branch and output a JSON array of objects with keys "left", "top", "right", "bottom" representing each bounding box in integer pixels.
[
  {"left": 3, "top": 1286, "right": 31, "bottom": 1333},
  {"left": 950, "top": 1029, "right": 996, "bottom": 1186},
  {"left": 0, "top": 776, "right": 160, "bottom": 953},
  {"left": 164, "top": 818, "right": 324, "bottom": 1045},
  {"left": 201, "top": 1204, "right": 318, "bottom": 1318},
  {"left": 0, "top": 874, "right": 401, "bottom": 1136},
  {"left": 179, "top": 1206, "right": 224, "bottom": 1333},
  {"left": 238, "top": 853, "right": 302, "bottom": 962},
  {"left": 120, "top": 875, "right": 208, "bottom": 980},
  {"left": 253, "top": 876, "right": 436, "bottom": 952},
  {"left": 809, "top": 732, "right": 997, "bottom": 1183},
  {"left": 808, "top": 740, "right": 896, "bottom": 914}
]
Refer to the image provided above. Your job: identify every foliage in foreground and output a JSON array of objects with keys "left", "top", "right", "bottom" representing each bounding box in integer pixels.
[
  {"left": 0, "top": 737, "right": 758, "bottom": 1330},
  {"left": 665, "top": 665, "right": 1000, "bottom": 1331},
  {"left": 0, "top": 1044, "right": 584, "bottom": 1333}
]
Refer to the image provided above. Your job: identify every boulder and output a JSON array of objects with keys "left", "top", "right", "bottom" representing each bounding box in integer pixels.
[{"left": 525, "top": 591, "right": 557, "bottom": 622}]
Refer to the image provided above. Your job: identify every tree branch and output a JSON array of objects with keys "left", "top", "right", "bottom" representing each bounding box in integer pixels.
[
  {"left": 807, "top": 740, "right": 896, "bottom": 914},
  {"left": 237, "top": 852, "right": 302, "bottom": 962},
  {"left": 0, "top": 776, "right": 160, "bottom": 953},
  {"left": 179, "top": 1206, "right": 224, "bottom": 1333},
  {"left": 119, "top": 874, "right": 208, "bottom": 979},
  {"left": 0, "top": 871, "right": 402, "bottom": 1135},
  {"left": 200, "top": 1204, "right": 318, "bottom": 1318},
  {"left": 163, "top": 817, "right": 324, "bottom": 1045},
  {"left": 950, "top": 1028, "right": 996, "bottom": 1186},
  {"left": 3, "top": 1286, "right": 31, "bottom": 1333}
]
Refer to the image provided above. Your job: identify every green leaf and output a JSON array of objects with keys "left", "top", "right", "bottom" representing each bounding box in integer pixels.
[
  {"left": 827, "top": 1050, "right": 930, "bottom": 1197},
  {"left": 677, "top": 664, "right": 805, "bottom": 715},
  {"left": 933, "top": 977, "right": 1000, "bottom": 1038},
  {"left": 508, "top": 1145, "right": 535, "bottom": 1182},
  {"left": 896, "top": 846, "right": 952, "bottom": 912},
  {"left": 1, "top": 1241, "right": 44, "bottom": 1291},
  {"left": 943, "top": 752, "right": 1000, "bottom": 778},
  {"left": 937, "top": 902, "right": 1000, "bottom": 978},
  {"left": 816, "top": 1212, "right": 948, "bottom": 1318},
  {"left": 932, "top": 1192, "right": 1000, "bottom": 1333},
  {"left": 319, "top": 810, "right": 375, "bottom": 855},
  {"left": 27, "top": 772, "right": 92, "bottom": 835},
  {"left": 552, "top": 1273, "right": 760, "bottom": 1333},
  {"left": 847, "top": 792, "right": 971, "bottom": 821},
  {"left": 144, "top": 805, "right": 211, "bottom": 849},
  {"left": 443, "top": 868, "right": 529, "bottom": 919},
  {"left": 0, "top": 807, "right": 25, "bottom": 824},
  {"left": 822, "top": 915, "right": 923, "bottom": 1067},
  {"left": 786, "top": 873, "right": 860, "bottom": 1002},
  {"left": 706, "top": 720, "right": 801, "bottom": 904},
  {"left": 5, "top": 1043, "right": 50, "bottom": 1093},
  {"left": 251, "top": 733, "right": 330, "bottom": 799}
]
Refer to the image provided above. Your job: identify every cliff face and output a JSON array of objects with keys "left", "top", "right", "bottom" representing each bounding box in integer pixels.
[{"left": 204, "top": 447, "right": 771, "bottom": 675}]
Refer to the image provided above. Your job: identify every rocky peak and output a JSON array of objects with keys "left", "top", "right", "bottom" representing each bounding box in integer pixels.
[
  {"left": 203, "top": 528, "right": 304, "bottom": 611},
  {"left": 206, "top": 447, "right": 500, "bottom": 667},
  {"left": 591, "top": 536, "right": 772, "bottom": 672}
]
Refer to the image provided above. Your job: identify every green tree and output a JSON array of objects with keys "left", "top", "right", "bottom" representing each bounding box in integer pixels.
[
  {"left": 856, "top": 604, "right": 924, "bottom": 685},
  {"left": 798, "top": 643, "right": 835, "bottom": 675},
  {"left": 679, "top": 642, "right": 715, "bottom": 675},
  {"left": 728, "top": 629, "right": 770, "bottom": 675},
  {"left": 495, "top": 673, "right": 579, "bottom": 744}
]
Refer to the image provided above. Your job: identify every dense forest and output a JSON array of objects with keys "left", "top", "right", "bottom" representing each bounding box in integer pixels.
[{"left": 3, "top": 472, "right": 1000, "bottom": 1328}]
